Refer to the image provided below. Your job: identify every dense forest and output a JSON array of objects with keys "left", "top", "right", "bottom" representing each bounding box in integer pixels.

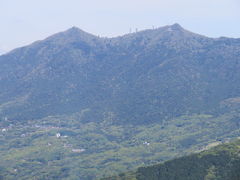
[{"left": 103, "top": 139, "right": 240, "bottom": 180}]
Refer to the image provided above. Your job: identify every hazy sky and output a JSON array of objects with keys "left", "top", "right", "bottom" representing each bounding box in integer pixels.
[{"left": 0, "top": 0, "right": 240, "bottom": 52}]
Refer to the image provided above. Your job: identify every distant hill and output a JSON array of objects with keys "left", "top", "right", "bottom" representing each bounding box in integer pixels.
[
  {"left": 0, "top": 24, "right": 240, "bottom": 124},
  {"left": 102, "top": 139, "right": 240, "bottom": 180}
]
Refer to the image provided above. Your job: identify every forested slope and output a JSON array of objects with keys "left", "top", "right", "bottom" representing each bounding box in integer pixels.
[
  {"left": 1, "top": 24, "right": 240, "bottom": 125},
  {"left": 103, "top": 140, "right": 240, "bottom": 180}
]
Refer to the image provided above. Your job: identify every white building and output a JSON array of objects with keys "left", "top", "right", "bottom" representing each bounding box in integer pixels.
[{"left": 56, "top": 133, "right": 61, "bottom": 138}]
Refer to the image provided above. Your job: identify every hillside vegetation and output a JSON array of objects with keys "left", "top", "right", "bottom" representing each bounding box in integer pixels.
[
  {"left": 103, "top": 140, "right": 240, "bottom": 180},
  {"left": 0, "top": 112, "right": 239, "bottom": 179},
  {"left": 0, "top": 24, "right": 240, "bottom": 124},
  {"left": 0, "top": 24, "right": 240, "bottom": 179}
]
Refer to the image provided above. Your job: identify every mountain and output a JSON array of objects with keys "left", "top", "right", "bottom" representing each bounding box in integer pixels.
[
  {"left": 1, "top": 23, "right": 240, "bottom": 124},
  {"left": 0, "top": 24, "right": 240, "bottom": 179},
  {"left": 0, "top": 49, "right": 6, "bottom": 55},
  {"left": 103, "top": 139, "right": 240, "bottom": 180}
]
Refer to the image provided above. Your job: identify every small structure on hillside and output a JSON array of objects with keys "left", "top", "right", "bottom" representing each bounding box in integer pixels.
[
  {"left": 56, "top": 133, "right": 61, "bottom": 138},
  {"left": 72, "top": 148, "right": 86, "bottom": 153},
  {"left": 143, "top": 141, "right": 150, "bottom": 146}
]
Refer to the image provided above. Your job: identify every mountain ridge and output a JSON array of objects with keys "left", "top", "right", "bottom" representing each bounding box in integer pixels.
[
  {"left": 3, "top": 23, "right": 233, "bottom": 57},
  {"left": 4, "top": 23, "right": 240, "bottom": 60},
  {"left": 0, "top": 23, "right": 240, "bottom": 124}
]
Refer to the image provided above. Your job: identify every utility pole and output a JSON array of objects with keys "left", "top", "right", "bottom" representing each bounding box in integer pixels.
[{"left": 129, "top": 28, "right": 132, "bottom": 33}]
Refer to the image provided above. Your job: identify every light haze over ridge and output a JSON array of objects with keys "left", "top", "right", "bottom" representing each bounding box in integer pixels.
[{"left": 0, "top": 0, "right": 239, "bottom": 53}]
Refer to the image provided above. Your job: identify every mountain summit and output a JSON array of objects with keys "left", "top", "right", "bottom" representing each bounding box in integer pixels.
[{"left": 0, "top": 24, "right": 240, "bottom": 124}]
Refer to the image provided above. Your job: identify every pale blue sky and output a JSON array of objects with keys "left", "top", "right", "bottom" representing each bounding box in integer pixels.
[{"left": 0, "top": 0, "right": 240, "bottom": 52}]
